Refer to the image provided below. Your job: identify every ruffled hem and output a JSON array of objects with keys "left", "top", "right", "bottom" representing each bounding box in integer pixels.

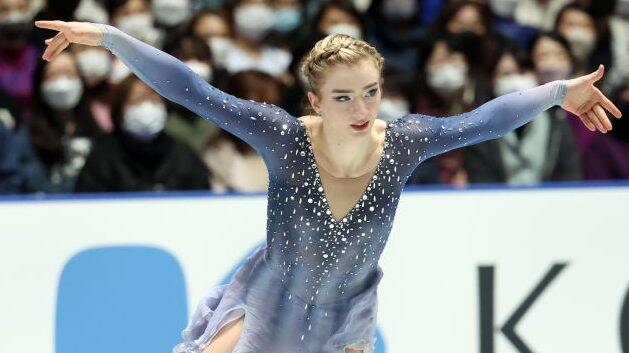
[{"left": 173, "top": 243, "right": 382, "bottom": 353}]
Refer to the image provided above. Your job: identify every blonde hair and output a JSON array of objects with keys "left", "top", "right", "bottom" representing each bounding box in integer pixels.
[{"left": 299, "top": 33, "right": 385, "bottom": 96}]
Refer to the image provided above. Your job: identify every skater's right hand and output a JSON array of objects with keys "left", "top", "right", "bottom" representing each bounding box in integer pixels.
[{"left": 35, "top": 20, "right": 104, "bottom": 61}]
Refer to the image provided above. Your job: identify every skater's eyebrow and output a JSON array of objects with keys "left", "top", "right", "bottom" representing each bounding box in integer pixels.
[{"left": 331, "top": 82, "right": 378, "bottom": 93}]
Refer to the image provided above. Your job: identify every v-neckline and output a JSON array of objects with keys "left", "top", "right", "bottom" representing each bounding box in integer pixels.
[{"left": 297, "top": 118, "right": 390, "bottom": 224}]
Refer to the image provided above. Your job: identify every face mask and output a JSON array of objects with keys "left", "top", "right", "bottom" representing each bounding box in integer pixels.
[
  {"left": 152, "top": 0, "right": 190, "bottom": 27},
  {"left": 108, "top": 59, "right": 131, "bottom": 84},
  {"left": 116, "top": 13, "right": 154, "bottom": 40},
  {"left": 379, "top": 98, "right": 410, "bottom": 121},
  {"left": 382, "top": 0, "right": 418, "bottom": 21},
  {"left": 234, "top": 4, "right": 275, "bottom": 41},
  {"left": 74, "top": 0, "right": 109, "bottom": 23},
  {"left": 0, "top": 11, "right": 31, "bottom": 47},
  {"left": 123, "top": 101, "right": 167, "bottom": 140},
  {"left": 274, "top": 6, "right": 302, "bottom": 33},
  {"left": 536, "top": 59, "right": 571, "bottom": 84},
  {"left": 428, "top": 63, "right": 467, "bottom": 94},
  {"left": 76, "top": 49, "right": 112, "bottom": 80},
  {"left": 325, "top": 23, "right": 362, "bottom": 39},
  {"left": 42, "top": 76, "right": 84, "bottom": 110},
  {"left": 185, "top": 60, "right": 213, "bottom": 82},
  {"left": 494, "top": 73, "right": 538, "bottom": 96},
  {"left": 207, "top": 36, "right": 232, "bottom": 68},
  {"left": 352, "top": 0, "right": 373, "bottom": 13},
  {"left": 488, "top": 0, "right": 518, "bottom": 18},
  {"left": 562, "top": 27, "right": 596, "bottom": 61}
]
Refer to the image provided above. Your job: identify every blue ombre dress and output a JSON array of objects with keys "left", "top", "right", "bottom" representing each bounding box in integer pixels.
[{"left": 97, "top": 24, "right": 567, "bottom": 353}]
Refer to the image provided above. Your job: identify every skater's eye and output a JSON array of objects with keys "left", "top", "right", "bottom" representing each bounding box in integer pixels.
[
  {"left": 333, "top": 95, "right": 351, "bottom": 102},
  {"left": 364, "top": 88, "right": 378, "bottom": 98}
]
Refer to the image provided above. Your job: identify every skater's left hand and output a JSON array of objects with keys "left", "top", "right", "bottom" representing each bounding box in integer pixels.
[{"left": 561, "top": 64, "right": 622, "bottom": 133}]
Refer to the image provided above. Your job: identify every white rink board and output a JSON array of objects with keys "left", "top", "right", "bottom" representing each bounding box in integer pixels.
[{"left": 1, "top": 185, "right": 628, "bottom": 353}]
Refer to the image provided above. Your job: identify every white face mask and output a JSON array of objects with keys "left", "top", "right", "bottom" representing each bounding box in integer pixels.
[
  {"left": 379, "top": 98, "right": 410, "bottom": 121},
  {"left": 428, "top": 63, "right": 467, "bottom": 94},
  {"left": 74, "top": 0, "right": 109, "bottom": 24},
  {"left": 108, "top": 59, "right": 131, "bottom": 84},
  {"left": 0, "top": 10, "right": 29, "bottom": 25},
  {"left": 562, "top": 27, "right": 596, "bottom": 61},
  {"left": 274, "top": 6, "right": 302, "bottom": 33},
  {"left": 488, "top": 0, "right": 518, "bottom": 18},
  {"left": 76, "top": 49, "right": 112, "bottom": 79},
  {"left": 325, "top": 23, "right": 362, "bottom": 39},
  {"left": 207, "top": 36, "right": 233, "bottom": 67},
  {"left": 382, "top": 0, "right": 418, "bottom": 21},
  {"left": 123, "top": 101, "right": 167, "bottom": 140},
  {"left": 352, "top": 0, "right": 373, "bottom": 13},
  {"left": 185, "top": 60, "right": 213, "bottom": 82},
  {"left": 152, "top": 0, "right": 191, "bottom": 27},
  {"left": 116, "top": 13, "right": 154, "bottom": 40},
  {"left": 494, "top": 73, "right": 538, "bottom": 96},
  {"left": 234, "top": 4, "right": 275, "bottom": 41},
  {"left": 536, "top": 59, "right": 571, "bottom": 84},
  {"left": 42, "top": 76, "right": 84, "bottom": 110}
]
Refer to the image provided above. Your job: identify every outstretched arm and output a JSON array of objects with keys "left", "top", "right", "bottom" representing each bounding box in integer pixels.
[
  {"left": 34, "top": 20, "right": 300, "bottom": 162},
  {"left": 391, "top": 67, "right": 621, "bottom": 172}
]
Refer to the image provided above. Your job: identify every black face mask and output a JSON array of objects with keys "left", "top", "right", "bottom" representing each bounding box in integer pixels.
[{"left": 0, "top": 19, "right": 31, "bottom": 49}]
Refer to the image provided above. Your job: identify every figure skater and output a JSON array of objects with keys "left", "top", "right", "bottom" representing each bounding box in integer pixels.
[{"left": 34, "top": 20, "right": 621, "bottom": 353}]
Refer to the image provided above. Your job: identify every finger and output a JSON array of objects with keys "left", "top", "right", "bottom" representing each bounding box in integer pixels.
[
  {"left": 576, "top": 99, "right": 596, "bottom": 116},
  {"left": 42, "top": 32, "right": 66, "bottom": 61},
  {"left": 586, "top": 64, "right": 604, "bottom": 83},
  {"left": 587, "top": 110, "right": 605, "bottom": 133},
  {"left": 595, "top": 87, "right": 623, "bottom": 119},
  {"left": 48, "top": 38, "right": 70, "bottom": 61},
  {"left": 34, "top": 20, "right": 68, "bottom": 32},
  {"left": 578, "top": 114, "right": 596, "bottom": 131},
  {"left": 593, "top": 103, "right": 612, "bottom": 131}
]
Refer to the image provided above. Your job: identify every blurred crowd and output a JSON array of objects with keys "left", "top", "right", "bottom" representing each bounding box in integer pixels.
[{"left": 0, "top": 0, "right": 627, "bottom": 195}]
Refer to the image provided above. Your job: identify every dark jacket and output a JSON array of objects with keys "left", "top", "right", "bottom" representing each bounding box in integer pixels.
[
  {"left": 75, "top": 131, "right": 210, "bottom": 192},
  {"left": 462, "top": 110, "right": 582, "bottom": 184}
]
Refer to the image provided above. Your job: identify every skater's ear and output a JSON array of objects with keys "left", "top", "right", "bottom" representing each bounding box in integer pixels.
[{"left": 307, "top": 90, "right": 322, "bottom": 115}]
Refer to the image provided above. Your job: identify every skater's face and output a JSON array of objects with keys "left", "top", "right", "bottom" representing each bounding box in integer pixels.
[{"left": 307, "top": 58, "right": 382, "bottom": 136}]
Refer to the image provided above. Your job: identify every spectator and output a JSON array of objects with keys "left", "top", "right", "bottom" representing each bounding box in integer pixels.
[
  {"left": 429, "top": 0, "right": 506, "bottom": 95},
  {"left": 26, "top": 51, "right": 102, "bottom": 193},
  {"left": 364, "top": 0, "right": 425, "bottom": 73},
  {"left": 412, "top": 33, "right": 479, "bottom": 185},
  {"left": 76, "top": 75, "right": 210, "bottom": 192},
  {"left": 0, "top": 0, "right": 38, "bottom": 119},
  {"left": 219, "top": 0, "right": 293, "bottom": 79},
  {"left": 553, "top": 3, "right": 600, "bottom": 76},
  {"left": 202, "top": 70, "right": 279, "bottom": 192},
  {"left": 462, "top": 42, "right": 582, "bottom": 185},
  {"left": 530, "top": 32, "right": 574, "bottom": 84},
  {"left": 189, "top": 8, "right": 232, "bottom": 72},
  {"left": 267, "top": 0, "right": 308, "bottom": 52},
  {"left": 71, "top": 44, "right": 114, "bottom": 132},
  {"left": 106, "top": 0, "right": 163, "bottom": 85},
  {"left": 513, "top": 0, "right": 572, "bottom": 31},
  {"left": 163, "top": 34, "right": 219, "bottom": 152}
]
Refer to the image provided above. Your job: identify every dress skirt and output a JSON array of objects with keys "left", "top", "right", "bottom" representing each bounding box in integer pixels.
[{"left": 172, "top": 243, "right": 383, "bottom": 353}]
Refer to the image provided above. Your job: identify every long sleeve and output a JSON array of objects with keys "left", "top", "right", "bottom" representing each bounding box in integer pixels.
[
  {"left": 390, "top": 80, "right": 568, "bottom": 177},
  {"left": 95, "top": 24, "right": 300, "bottom": 168}
]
